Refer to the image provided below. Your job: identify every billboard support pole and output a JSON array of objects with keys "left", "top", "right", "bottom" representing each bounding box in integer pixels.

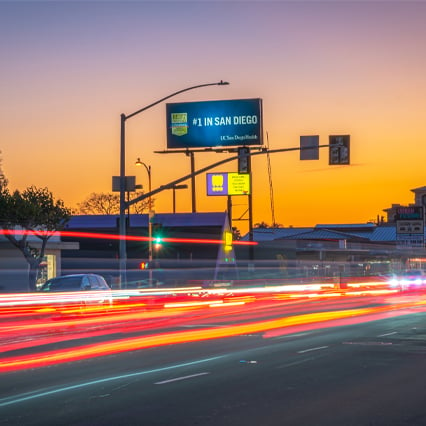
[
  {"left": 227, "top": 195, "right": 232, "bottom": 233},
  {"left": 186, "top": 150, "right": 196, "bottom": 213},
  {"left": 246, "top": 148, "right": 254, "bottom": 263}
]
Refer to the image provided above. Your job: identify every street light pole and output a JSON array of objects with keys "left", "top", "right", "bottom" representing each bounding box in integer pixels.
[
  {"left": 119, "top": 81, "right": 229, "bottom": 287},
  {"left": 119, "top": 113, "right": 127, "bottom": 287},
  {"left": 135, "top": 158, "right": 153, "bottom": 283}
]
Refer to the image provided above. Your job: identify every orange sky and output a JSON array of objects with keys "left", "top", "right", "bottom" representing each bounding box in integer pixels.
[{"left": 1, "top": 1, "right": 425, "bottom": 234}]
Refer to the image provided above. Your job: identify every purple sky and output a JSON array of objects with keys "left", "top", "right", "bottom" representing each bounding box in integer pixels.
[{"left": 1, "top": 1, "right": 426, "bottom": 230}]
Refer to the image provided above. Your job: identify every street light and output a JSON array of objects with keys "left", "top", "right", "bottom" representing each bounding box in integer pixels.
[
  {"left": 135, "top": 158, "right": 153, "bottom": 284},
  {"left": 119, "top": 81, "right": 229, "bottom": 286},
  {"left": 135, "top": 158, "right": 152, "bottom": 209}
]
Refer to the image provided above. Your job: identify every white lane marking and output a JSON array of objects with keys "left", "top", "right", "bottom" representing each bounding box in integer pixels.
[
  {"left": 342, "top": 341, "right": 393, "bottom": 346},
  {"left": 297, "top": 345, "right": 329, "bottom": 354},
  {"left": 377, "top": 331, "right": 397, "bottom": 337},
  {"left": 154, "top": 372, "right": 210, "bottom": 385},
  {"left": 277, "top": 357, "right": 316, "bottom": 369},
  {"left": 275, "top": 332, "right": 312, "bottom": 340},
  {"left": 0, "top": 356, "right": 225, "bottom": 408}
]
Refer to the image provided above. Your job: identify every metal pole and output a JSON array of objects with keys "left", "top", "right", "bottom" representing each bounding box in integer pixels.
[
  {"left": 173, "top": 186, "right": 176, "bottom": 213},
  {"left": 227, "top": 195, "right": 232, "bottom": 231},
  {"left": 147, "top": 166, "right": 153, "bottom": 285},
  {"left": 190, "top": 152, "right": 196, "bottom": 213},
  {"left": 118, "top": 81, "right": 229, "bottom": 287},
  {"left": 119, "top": 113, "right": 127, "bottom": 288},
  {"left": 246, "top": 149, "right": 254, "bottom": 263}
]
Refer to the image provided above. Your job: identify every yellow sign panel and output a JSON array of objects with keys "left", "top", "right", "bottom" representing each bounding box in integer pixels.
[{"left": 228, "top": 173, "right": 250, "bottom": 195}]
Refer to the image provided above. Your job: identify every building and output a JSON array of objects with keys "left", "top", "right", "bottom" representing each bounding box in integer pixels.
[
  {"left": 0, "top": 233, "right": 78, "bottom": 292},
  {"left": 239, "top": 222, "right": 425, "bottom": 279},
  {"left": 383, "top": 186, "right": 426, "bottom": 223},
  {"left": 61, "top": 212, "right": 235, "bottom": 287}
]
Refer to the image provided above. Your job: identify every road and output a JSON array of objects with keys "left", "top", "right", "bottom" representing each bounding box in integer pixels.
[{"left": 1, "top": 288, "right": 426, "bottom": 425}]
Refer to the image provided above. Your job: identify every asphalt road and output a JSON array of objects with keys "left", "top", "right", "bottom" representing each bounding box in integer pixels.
[{"left": 2, "top": 295, "right": 426, "bottom": 425}]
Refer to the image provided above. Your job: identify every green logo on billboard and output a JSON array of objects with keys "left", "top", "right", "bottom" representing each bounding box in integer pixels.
[{"left": 171, "top": 112, "right": 188, "bottom": 137}]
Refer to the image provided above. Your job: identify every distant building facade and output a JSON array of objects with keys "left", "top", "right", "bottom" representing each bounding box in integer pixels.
[{"left": 383, "top": 186, "right": 426, "bottom": 223}]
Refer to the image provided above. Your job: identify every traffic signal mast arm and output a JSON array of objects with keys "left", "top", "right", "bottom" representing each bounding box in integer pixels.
[{"left": 127, "top": 143, "right": 333, "bottom": 208}]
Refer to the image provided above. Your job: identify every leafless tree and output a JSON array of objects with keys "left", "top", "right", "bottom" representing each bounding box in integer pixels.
[{"left": 77, "top": 192, "right": 152, "bottom": 215}]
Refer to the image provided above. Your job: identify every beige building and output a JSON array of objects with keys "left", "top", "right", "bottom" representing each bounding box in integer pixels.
[{"left": 383, "top": 186, "right": 426, "bottom": 223}]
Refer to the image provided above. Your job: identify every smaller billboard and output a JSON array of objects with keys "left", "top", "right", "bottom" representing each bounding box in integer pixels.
[
  {"left": 395, "top": 206, "right": 425, "bottom": 248},
  {"left": 167, "top": 98, "right": 263, "bottom": 149},
  {"left": 206, "top": 173, "right": 251, "bottom": 196},
  {"left": 395, "top": 206, "right": 424, "bottom": 221}
]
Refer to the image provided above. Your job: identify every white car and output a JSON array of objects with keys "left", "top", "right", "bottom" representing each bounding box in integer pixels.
[
  {"left": 39, "top": 274, "right": 113, "bottom": 310},
  {"left": 388, "top": 270, "right": 426, "bottom": 290}
]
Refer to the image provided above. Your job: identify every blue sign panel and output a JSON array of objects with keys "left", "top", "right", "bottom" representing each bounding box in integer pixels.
[{"left": 166, "top": 98, "right": 263, "bottom": 148}]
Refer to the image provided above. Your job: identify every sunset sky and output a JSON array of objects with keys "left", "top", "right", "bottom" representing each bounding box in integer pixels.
[{"left": 1, "top": 0, "right": 426, "bottom": 234}]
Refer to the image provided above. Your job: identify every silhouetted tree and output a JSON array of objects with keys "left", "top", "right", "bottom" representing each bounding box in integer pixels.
[
  {"left": 254, "top": 221, "right": 269, "bottom": 229},
  {"left": 0, "top": 151, "right": 7, "bottom": 190},
  {"left": 77, "top": 192, "right": 152, "bottom": 215},
  {"left": 254, "top": 221, "right": 283, "bottom": 229},
  {"left": 0, "top": 185, "right": 71, "bottom": 291},
  {"left": 232, "top": 226, "right": 241, "bottom": 240}
]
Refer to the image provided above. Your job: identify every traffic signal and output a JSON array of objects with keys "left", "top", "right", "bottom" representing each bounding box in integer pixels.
[
  {"left": 223, "top": 231, "right": 233, "bottom": 253},
  {"left": 329, "top": 135, "right": 350, "bottom": 165},
  {"left": 238, "top": 147, "right": 251, "bottom": 173},
  {"left": 152, "top": 223, "right": 163, "bottom": 250}
]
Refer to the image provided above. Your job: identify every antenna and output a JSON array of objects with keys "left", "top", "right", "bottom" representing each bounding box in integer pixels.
[{"left": 266, "top": 132, "right": 277, "bottom": 226}]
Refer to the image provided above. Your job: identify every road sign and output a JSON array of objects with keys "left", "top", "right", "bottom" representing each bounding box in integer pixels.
[{"left": 206, "top": 173, "right": 251, "bottom": 196}]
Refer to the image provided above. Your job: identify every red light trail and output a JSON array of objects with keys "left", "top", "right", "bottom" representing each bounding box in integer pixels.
[
  {"left": 0, "top": 229, "right": 257, "bottom": 246},
  {"left": 1, "top": 286, "right": 426, "bottom": 373}
]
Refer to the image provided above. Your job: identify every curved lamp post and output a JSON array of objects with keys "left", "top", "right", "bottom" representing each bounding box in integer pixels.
[
  {"left": 135, "top": 158, "right": 153, "bottom": 284},
  {"left": 119, "top": 81, "right": 229, "bottom": 287}
]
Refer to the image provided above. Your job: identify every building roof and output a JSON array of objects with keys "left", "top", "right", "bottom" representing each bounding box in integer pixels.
[
  {"left": 65, "top": 212, "right": 228, "bottom": 229},
  {"left": 242, "top": 223, "right": 426, "bottom": 244},
  {"left": 411, "top": 186, "right": 426, "bottom": 193},
  {"left": 277, "top": 228, "right": 370, "bottom": 241},
  {"left": 240, "top": 227, "right": 313, "bottom": 242},
  {"left": 369, "top": 226, "right": 397, "bottom": 241}
]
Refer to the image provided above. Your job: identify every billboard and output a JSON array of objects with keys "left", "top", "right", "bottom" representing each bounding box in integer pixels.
[
  {"left": 166, "top": 98, "right": 263, "bottom": 149},
  {"left": 206, "top": 173, "right": 251, "bottom": 196},
  {"left": 395, "top": 206, "right": 424, "bottom": 248},
  {"left": 395, "top": 206, "right": 424, "bottom": 222}
]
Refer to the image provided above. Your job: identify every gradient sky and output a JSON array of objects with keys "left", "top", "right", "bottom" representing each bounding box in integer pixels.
[{"left": 1, "top": 0, "right": 426, "bottom": 233}]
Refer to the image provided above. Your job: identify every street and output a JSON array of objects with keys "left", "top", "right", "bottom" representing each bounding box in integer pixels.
[{"left": 1, "top": 289, "right": 426, "bottom": 425}]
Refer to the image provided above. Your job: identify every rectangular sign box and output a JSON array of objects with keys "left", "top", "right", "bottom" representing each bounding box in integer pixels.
[
  {"left": 300, "top": 135, "right": 319, "bottom": 160},
  {"left": 395, "top": 206, "right": 424, "bottom": 221},
  {"left": 166, "top": 98, "right": 263, "bottom": 149},
  {"left": 206, "top": 173, "right": 251, "bottom": 196}
]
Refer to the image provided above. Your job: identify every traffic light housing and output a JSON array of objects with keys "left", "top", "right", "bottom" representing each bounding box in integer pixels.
[
  {"left": 152, "top": 223, "right": 163, "bottom": 250},
  {"left": 223, "top": 231, "right": 233, "bottom": 253},
  {"left": 139, "top": 261, "right": 149, "bottom": 269},
  {"left": 329, "top": 135, "right": 350, "bottom": 165},
  {"left": 238, "top": 147, "right": 251, "bottom": 173}
]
